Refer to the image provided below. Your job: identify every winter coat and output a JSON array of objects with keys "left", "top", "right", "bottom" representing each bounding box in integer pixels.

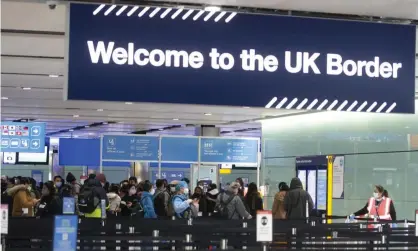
[
  {"left": 7, "top": 185, "right": 34, "bottom": 217},
  {"left": 284, "top": 178, "right": 314, "bottom": 220},
  {"left": 107, "top": 192, "right": 121, "bottom": 212},
  {"left": 216, "top": 189, "right": 251, "bottom": 220},
  {"left": 83, "top": 179, "right": 109, "bottom": 218},
  {"left": 272, "top": 191, "right": 287, "bottom": 219},
  {"left": 141, "top": 192, "right": 157, "bottom": 219},
  {"left": 36, "top": 195, "right": 62, "bottom": 218}
]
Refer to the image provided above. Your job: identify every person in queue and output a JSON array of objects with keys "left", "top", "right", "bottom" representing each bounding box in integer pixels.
[
  {"left": 53, "top": 175, "right": 64, "bottom": 192},
  {"left": 154, "top": 179, "right": 170, "bottom": 217},
  {"left": 194, "top": 186, "right": 208, "bottom": 216},
  {"left": 120, "top": 184, "right": 142, "bottom": 217},
  {"left": 245, "top": 182, "right": 263, "bottom": 217},
  {"left": 29, "top": 178, "right": 41, "bottom": 200},
  {"left": 129, "top": 176, "right": 138, "bottom": 186},
  {"left": 272, "top": 182, "right": 289, "bottom": 219},
  {"left": 206, "top": 184, "right": 219, "bottom": 214},
  {"left": 141, "top": 181, "right": 157, "bottom": 219},
  {"left": 190, "top": 193, "right": 201, "bottom": 218},
  {"left": 120, "top": 180, "right": 129, "bottom": 187},
  {"left": 36, "top": 181, "right": 62, "bottom": 217},
  {"left": 235, "top": 178, "right": 246, "bottom": 197},
  {"left": 66, "top": 172, "right": 81, "bottom": 198},
  {"left": 217, "top": 182, "right": 252, "bottom": 220},
  {"left": 351, "top": 185, "right": 396, "bottom": 222},
  {"left": 172, "top": 181, "right": 193, "bottom": 218},
  {"left": 8, "top": 177, "right": 39, "bottom": 217},
  {"left": 107, "top": 184, "right": 121, "bottom": 214},
  {"left": 284, "top": 177, "right": 314, "bottom": 220},
  {"left": 82, "top": 173, "right": 109, "bottom": 218}
]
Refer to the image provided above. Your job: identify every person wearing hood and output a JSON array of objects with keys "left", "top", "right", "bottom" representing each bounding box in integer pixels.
[
  {"left": 172, "top": 181, "right": 193, "bottom": 218},
  {"left": 141, "top": 181, "right": 157, "bottom": 219},
  {"left": 120, "top": 184, "right": 142, "bottom": 217},
  {"left": 272, "top": 182, "right": 289, "bottom": 219},
  {"left": 36, "top": 181, "right": 62, "bottom": 218},
  {"left": 66, "top": 172, "right": 81, "bottom": 197},
  {"left": 206, "top": 184, "right": 219, "bottom": 214},
  {"left": 284, "top": 177, "right": 314, "bottom": 220},
  {"left": 83, "top": 174, "right": 109, "bottom": 218},
  {"left": 216, "top": 182, "right": 252, "bottom": 220},
  {"left": 8, "top": 177, "right": 39, "bottom": 217},
  {"left": 107, "top": 184, "right": 121, "bottom": 214}
]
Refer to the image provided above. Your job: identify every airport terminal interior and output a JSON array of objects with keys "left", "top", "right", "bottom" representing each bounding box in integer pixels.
[{"left": 1, "top": 0, "right": 418, "bottom": 250}]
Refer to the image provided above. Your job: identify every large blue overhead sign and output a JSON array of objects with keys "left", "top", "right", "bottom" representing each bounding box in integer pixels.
[
  {"left": 66, "top": 4, "right": 415, "bottom": 114},
  {"left": 200, "top": 137, "right": 259, "bottom": 164},
  {"left": 1, "top": 122, "right": 46, "bottom": 153},
  {"left": 101, "top": 135, "right": 159, "bottom": 161},
  {"left": 161, "top": 136, "right": 199, "bottom": 162}
]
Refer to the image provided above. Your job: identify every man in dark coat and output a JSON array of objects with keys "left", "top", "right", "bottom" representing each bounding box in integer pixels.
[{"left": 283, "top": 177, "right": 314, "bottom": 220}]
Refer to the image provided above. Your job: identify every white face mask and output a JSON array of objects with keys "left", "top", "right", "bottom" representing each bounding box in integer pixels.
[
  {"left": 373, "top": 192, "right": 379, "bottom": 199},
  {"left": 170, "top": 187, "right": 176, "bottom": 192},
  {"left": 55, "top": 182, "right": 62, "bottom": 188},
  {"left": 150, "top": 188, "right": 155, "bottom": 195},
  {"left": 129, "top": 188, "right": 137, "bottom": 196},
  {"left": 184, "top": 188, "right": 189, "bottom": 195}
]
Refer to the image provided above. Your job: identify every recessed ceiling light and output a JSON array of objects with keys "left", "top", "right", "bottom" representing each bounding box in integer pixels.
[
  {"left": 97, "top": 109, "right": 104, "bottom": 112},
  {"left": 73, "top": 115, "right": 79, "bottom": 118},
  {"left": 204, "top": 113, "right": 212, "bottom": 116},
  {"left": 73, "top": 135, "right": 79, "bottom": 138},
  {"left": 85, "top": 125, "right": 90, "bottom": 128},
  {"left": 88, "top": 133, "right": 94, "bottom": 135},
  {"left": 117, "top": 121, "right": 124, "bottom": 124},
  {"left": 69, "top": 129, "right": 74, "bottom": 132},
  {"left": 22, "top": 87, "right": 31, "bottom": 90},
  {"left": 172, "top": 118, "right": 179, "bottom": 121},
  {"left": 49, "top": 74, "right": 59, "bottom": 78},
  {"left": 103, "top": 122, "right": 108, "bottom": 125},
  {"left": 204, "top": 6, "right": 221, "bottom": 11},
  {"left": 243, "top": 106, "right": 250, "bottom": 109},
  {"left": 1, "top": 97, "right": 8, "bottom": 100},
  {"left": 159, "top": 128, "right": 164, "bottom": 131},
  {"left": 125, "top": 102, "right": 133, "bottom": 105}
]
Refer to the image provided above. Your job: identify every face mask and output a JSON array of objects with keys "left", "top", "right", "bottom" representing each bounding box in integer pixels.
[
  {"left": 27, "top": 186, "right": 32, "bottom": 192},
  {"left": 184, "top": 188, "right": 189, "bottom": 194},
  {"left": 129, "top": 189, "right": 137, "bottom": 196},
  {"left": 55, "top": 182, "right": 62, "bottom": 188},
  {"left": 170, "top": 187, "right": 176, "bottom": 192},
  {"left": 150, "top": 189, "right": 155, "bottom": 195},
  {"left": 373, "top": 192, "right": 379, "bottom": 199}
]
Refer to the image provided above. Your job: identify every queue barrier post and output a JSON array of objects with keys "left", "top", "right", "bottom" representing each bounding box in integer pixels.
[
  {"left": 185, "top": 234, "right": 193, "bottom": 251},
  {"left": 220, "top": 239, "right": 228, "bottom": 250},
  {"left": 153, "top": 230, "right": 160, "bottom": 251},
  {"left": 291, "top": 227, "right": 297, "bottom": 248},
  {"left": 242, "top": 221, "right": 248, "bottom": 250}
]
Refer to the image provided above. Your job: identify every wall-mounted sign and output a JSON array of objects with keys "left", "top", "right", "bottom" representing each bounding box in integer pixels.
[
  {"left": 66, "top": 3, "right": 415, "bottom": 114},
  {"left": 101, "top": 135, "right": 159, "bottom": 162},
  {"left": 1, "top": 122, "right": 46, "bottom": 153},
  {"left": 332, "top": 156, "right": 344, "bottom": 199},
  {"left": 152, "top": 171, "right": 185, "bottom": 183},
  {"left": 161, "top": 136, "right": 199, "bottom": 163},
  {"left": 53, "top": 215, "right": 78, "bottom": 251},
  {"left": 200, "top": 137, "right": 259, "bottom": 164}
]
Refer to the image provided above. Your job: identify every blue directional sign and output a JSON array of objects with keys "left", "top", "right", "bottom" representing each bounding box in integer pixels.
[
  {"left": 53, "top": 215, "right": 78, "bottom": 251},
  {"left": 1, "top": 122, "right": 46, "bottom": 153},
  {"left": 152, "top": 171, "right": 185, "bottom": 183},
  {"left": 101, "top": 135, "right": 159, "bottom": 161},
  {"left": 161, "top": 137, "right": 198, "bottom": 162},
  {"left": 200, "top": 138, "right": 259, "bottom": 164}
]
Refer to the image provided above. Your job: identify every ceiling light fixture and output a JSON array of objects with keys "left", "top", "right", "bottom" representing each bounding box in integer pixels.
[
  {"left": 204, "top": 6, "right": 221, "bottom": 11},
  {"left": 73, "top": 115, "right": 79, "bottom": 118},
  {"left": 1, "top": 97, "right": 9, "bottom": 100},
  {"left": 243, "top": 106, "right": 250, "bottom": 109},
  {"left": 159, "top": 128, "right": 164, "bottom": 131},
  {"left": 69, "top": 129, "right": 74, "bottom": 132},
  {"left": 204, "top": 113, "right": 212, "bottom": 116},
  {"left": 172, "top": 118, "right": 179, "bottom": 121},
  {"left": 22, "top": 87, "right": 31, "bottom": 90},
  {"left": 103, "top": 122, "right": 108, "bottom": 125},
  {"left": 97, "top": 109, "right": 104, "bottom": 112},
  {"left": 125, "top": 102, "right": 133, "bottom": 105},
  {"left": 85, "top": 125, "right": 90, "bottom": 128},
  {"left": 49, "top": 74, "right": 59, "bottom": 78}
]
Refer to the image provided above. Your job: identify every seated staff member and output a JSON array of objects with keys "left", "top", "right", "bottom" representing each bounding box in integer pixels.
[{"left": 352, "top": 185, "right": 396, "bottom": 222}]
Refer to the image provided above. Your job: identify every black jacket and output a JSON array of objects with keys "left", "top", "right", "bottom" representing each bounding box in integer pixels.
[
  {"left": 85, "top": 179, "right": 109, "bottom": 207},
  {"left": 245, "top": 192, "right": 264, "bottom": 217},
  {"left": 36, "top": 195, "right": 62, "bottom": 217},
  {"left": 284, "top": 178, "right": 314, "bottom": 220}
]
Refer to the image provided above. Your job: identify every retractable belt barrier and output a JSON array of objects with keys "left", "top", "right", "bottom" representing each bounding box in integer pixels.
[{"left": 3, "top": 216, "right": 417, "bottom": 251}]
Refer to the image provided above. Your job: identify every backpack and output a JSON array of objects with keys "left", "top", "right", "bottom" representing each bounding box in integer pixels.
[
  {"left": 78, "top": 185, "right": 99, "bottom": 214},
  {"left": 154, "top": 190, "right": 169, "bottom": 217},
  {"left": 213, "top": 193, "right": 236, "bottom": 219}
]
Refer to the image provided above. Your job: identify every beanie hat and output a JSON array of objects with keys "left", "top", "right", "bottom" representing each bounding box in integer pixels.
[
  {"left": 175, "top": 181, "right": 188, "bottom": 191},
  {"left": 96, "top": 173, "right": 106, "bottom": 183},
  {"left": 66, "top": 172, "right": 76, "bottom": 183}
]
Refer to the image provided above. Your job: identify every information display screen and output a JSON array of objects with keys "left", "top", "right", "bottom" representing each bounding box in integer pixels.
[
  {"left": 317, "top": 170, "right": 327, "bottom": 210},
  {"left": 297, "top": 170, "right": 306, "bottom": 190},
  {"left": 53, "top": 215, "right": 78, "bottom": 251},
  {"left": 307, "top": 170, "right": 317, "bottom": 208},
  {"left": 161, "top": 137, "right": 198, "bottom": 162}
]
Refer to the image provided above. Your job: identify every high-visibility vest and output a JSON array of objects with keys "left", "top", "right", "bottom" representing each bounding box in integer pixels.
[{"left": 367, "top": 197, "right": 392, "bottom": 228}]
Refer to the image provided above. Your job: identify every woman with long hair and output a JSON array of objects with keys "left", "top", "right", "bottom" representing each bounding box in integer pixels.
[
  {"left": 272, "top": 182, "right": 289, "bottom": 219},
  {"left": 244, "top": 182, "right": 263, "bottom": 217},
  {"left": 36, "top": 181, "right": 62, "bottom": 217}
]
